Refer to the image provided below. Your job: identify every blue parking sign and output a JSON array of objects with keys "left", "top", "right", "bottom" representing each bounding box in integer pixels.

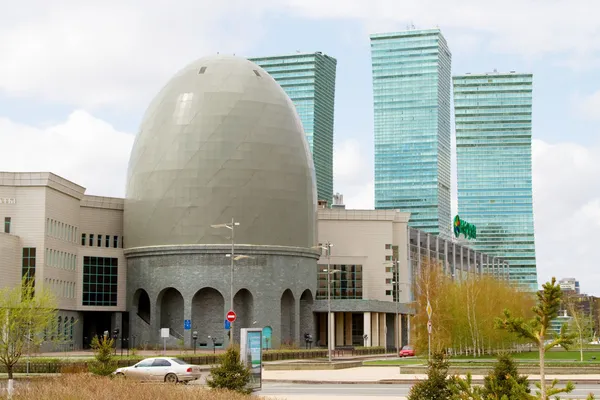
[
  {"left": 184, "top": 319, "right": 191, "bottom": 330},
  {"left": 224, "top": 320, "right": 231, "bottom": 330}
]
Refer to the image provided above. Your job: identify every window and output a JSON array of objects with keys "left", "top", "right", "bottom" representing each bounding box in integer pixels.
[
  {"left": 22, "top": 247, "right": 36, "bottom": 293},
  {"left": 81, "top": 233, "right": 86, "bottom": 246},
  {"left": 113, "top": 236, "right": 118, "bottom": 248},
  {"left": 105, "top": 235, "right": 110, "bottom": 248},
  {"left": 4, "top": 217, "right": 11, "bottom": 233},
  {"left": 89, "top": 234, "right": 94, "bottom": 247},
  {"left": 199, "top": 66, "right": 207, "bottom": 74},
  {"left": 82, "top": 256, "right": 118, "bottom": 306},
  {"left": 57, "top": 316, "right": 61, "bottom": 338},
  {"left": 385, "top": 255, "right": 392, "bottom": 261},
  {"left": 70, "top": 317, "right": 74, "bottom": 340},
  {"left": 152, "top": 359, "right": 172, "bottom": 367},
  {"left": 386, "top": 290, "right": 392, "bottom": 296},
  {"left": 97, "top": 234, "right": 102, "bottom": 247},
  {"left": 385, "top": 278, "right": 392, "bottom": 284},
  {"left": 136, "top": 360, "right": 154, "bottom": 367},
  {"left": 63, "top": 316, "right": 68, "bottom": 337},
  {"left": 316, "top": 264, "right": 363, "bottom": 300},
  {"left": 385, "top": 244, "right": 392, "bottom": 249}
]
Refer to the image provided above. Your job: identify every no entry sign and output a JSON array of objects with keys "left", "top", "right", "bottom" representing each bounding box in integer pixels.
[{"left": 226, "top": 310, "right": 237, "bottom": 323}]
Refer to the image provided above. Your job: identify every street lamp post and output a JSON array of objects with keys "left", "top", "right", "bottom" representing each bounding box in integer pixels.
[
  {"left": 319, "top": 242, "right": 336, "bottom": 363},
  {"left": 211, "top": 218, "right": 239, "bottom": 344},
  {"left": 211, "top": 219, "right": 253, "bottom": 346},
  {"left": 394, "top": 260, "right": 400, "bottom": 357}
]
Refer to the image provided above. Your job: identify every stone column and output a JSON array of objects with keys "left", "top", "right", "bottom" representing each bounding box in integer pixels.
[
  {"left": 363, "top": 312, "right": 372, "bottom": 346},
  {"left": 335, "top": 312, "right": 344, "bottom": 347},
  {"left": 329, "top": 312, "right": 336, "bottom": 350},
  {"left": 344, "top": 313, "right": 353, "bottom": 345},
  {"left": 294, "top": 298, "right": 301, "bottom": 346},
  {"left": 111, "top": 312, "right": 123, "bottom": 349},
  {"left": 372, "top": 313, "right": 380, "bottom": 346},
  {"left": 183, "top": 297, "right": 192, "bottom": 348},
  {"left": 379, "top": 313, "right": 386, "bottom": 349}
]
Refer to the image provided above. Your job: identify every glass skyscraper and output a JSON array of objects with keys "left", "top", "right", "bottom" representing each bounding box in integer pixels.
[
  {"left": 453, "top": 72, "right": 537, "bottom": 291},
  {"left": 370, "top": 29, "right": 452, "bottom": 237},
  {"left": 250, "top": 52, "right": 337, "bottom": 204}
]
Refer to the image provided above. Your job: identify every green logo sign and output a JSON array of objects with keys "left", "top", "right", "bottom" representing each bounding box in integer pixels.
[{"left": 453, "top": 215, "right": 476, "bottom": 240}]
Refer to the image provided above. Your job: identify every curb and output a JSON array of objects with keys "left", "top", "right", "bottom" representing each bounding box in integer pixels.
[{"left": 263, "top": 378, "right": 600, "bottom": 385}]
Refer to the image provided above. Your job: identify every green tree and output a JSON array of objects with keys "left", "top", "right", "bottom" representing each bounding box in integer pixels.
[
  {"left": 481, "top": 354, "right": 530, "bottom": 399},
  {"left": 408, "top": 352, "right": 453, "bottom": 400},
  {"left": 89, "top": 334, "right": 117, "bottom": 376},
  {"left": 207, "top": 346, "right": 251, "bottom": 394},
  {"left": 0, "top": 279, "right": 57, "bottom": 381},
  {"left": 495, "top": 277, "right": 575, "bottom": 399}
]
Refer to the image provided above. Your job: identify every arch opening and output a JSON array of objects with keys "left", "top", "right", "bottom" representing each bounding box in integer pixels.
[
  {"left": 280, "top": 289, "right": 296, "bottom": 346},
  {"left": 233, "top": 288, "right": 254, "bottom": 344},
  {"left": 158, "top": 287, "right": 184, "bottom": 339},
  {"left": 192, "top": 287, "right": 225, "bottom": 347},
  {"left": 134, "top": 288, "right": 151, "bottom": 324}
]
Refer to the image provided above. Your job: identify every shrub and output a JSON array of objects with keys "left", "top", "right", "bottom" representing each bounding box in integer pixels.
[
  {"left": 482, "top": 353, "right": 530, "bottom": 399},
  {"left": 88, "top": 335, "right": 117, "bottom": 376},
  {"left": 408, "top": 352, "right": 453, "bottom": 400},
  {"left": 207, "top": 346, "right": 251, "bottom": 394}
]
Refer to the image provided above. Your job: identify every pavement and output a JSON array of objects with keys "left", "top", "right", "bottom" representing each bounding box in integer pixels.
[{"left": 262, "top": 366, "right": 600, "bottom": 385}]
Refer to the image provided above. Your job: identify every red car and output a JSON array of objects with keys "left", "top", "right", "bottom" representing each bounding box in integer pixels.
[{"left": 399, "top": 345, "right": 415, "bottom": 357}]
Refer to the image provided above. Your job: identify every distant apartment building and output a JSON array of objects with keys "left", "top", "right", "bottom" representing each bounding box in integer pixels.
[
  {"left": 249, "top": 52, "right": 337, "bottom": 203},
  {"left": 453, "top": 71, "right": 538, "bottom": 291},
  {"left": 370, "top": 28, "right": 452, "bottom": 237},
  {"left": 559, "top": 277, "right": 580, "bottom": 294}
]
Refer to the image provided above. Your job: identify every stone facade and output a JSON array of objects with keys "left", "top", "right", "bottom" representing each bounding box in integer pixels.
[{"left": 125, "top": 244, "right": 319, "bottom": 348}]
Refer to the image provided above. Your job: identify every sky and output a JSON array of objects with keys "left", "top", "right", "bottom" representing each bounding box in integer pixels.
[{"left": 1, "top": 0, "right": 599, "bottom": 293}]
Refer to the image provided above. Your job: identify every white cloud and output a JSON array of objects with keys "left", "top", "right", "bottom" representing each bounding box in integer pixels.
[
  {"left": 532, "top": 139, "right": 600, "bottom": 293},
  {"left": 0, "top": 0, "right": 275, "bottom": 109},
  {"left": 333, "top": 138, "right": 374, "bottom": 209},
  {"left": 284, "top": 0, "right": 600, "bottom": 62},
  {"left": 574, "top": 90, "right": 600, "bottom": 120},
  {"left": 1, "top": 0, "right": 599, "bottom": 110},
  {"left": 0, "top": 111, "right": 133, "bottom": 197}
]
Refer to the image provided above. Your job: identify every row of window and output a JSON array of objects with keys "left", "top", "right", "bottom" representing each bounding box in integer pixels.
[
  {"left": 46, "top": 218, "right": 78, "bottom": 243},
  {"left": 45, "top": 248, "right": 77, "bottom": 270},
  {"left": 45, "top": 316, "right": 75, "bottom": 341},
  {"left": 44, "top": 278, "right": 76, "bottom": 299},
  {"left": 81, "top": 233, "right": 123, "bottom": 249}
]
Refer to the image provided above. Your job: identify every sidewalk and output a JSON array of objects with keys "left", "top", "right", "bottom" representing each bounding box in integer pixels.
[{"left": 262, "top": 366, "right": 600, "bottom": 384}]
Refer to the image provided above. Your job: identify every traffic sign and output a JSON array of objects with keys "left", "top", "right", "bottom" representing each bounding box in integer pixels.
[
  {"left": 426, "top": 300, "right": 433, "bottom": 319},
  {"left": 427, "top": 320, "right": 432, "bottom": 334},
  {"left": 224, "top": 320, "right": 231, "bottom": 330},
  {"left": 184, "top": 319, "right": 191, "bottom": 330},
  {"left": 226, "top": 310, "right": 237, "bottom": 323}
]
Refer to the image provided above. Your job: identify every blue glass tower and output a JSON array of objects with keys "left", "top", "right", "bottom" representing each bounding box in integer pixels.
[
  {"left": 370, "top": 29, "right": 452, "bottom": 237},
  {"left": 249, "top": 52, "right": 337, "bottom": 204},
  {"left": 453, "top": 72, "right": 538, "bottom": 290}
]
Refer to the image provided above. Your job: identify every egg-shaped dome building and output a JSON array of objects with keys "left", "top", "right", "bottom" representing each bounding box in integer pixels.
[
  {"left": 124, "top": 55, "right": 316, "bottom": 249},
  {"left": 124, "top": 55, "right": 319, "bottom": 349}
]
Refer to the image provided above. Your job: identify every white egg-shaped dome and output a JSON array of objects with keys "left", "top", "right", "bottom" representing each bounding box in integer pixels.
[{"left": 124, "top": 55, "right": 317, "bottom": 248}]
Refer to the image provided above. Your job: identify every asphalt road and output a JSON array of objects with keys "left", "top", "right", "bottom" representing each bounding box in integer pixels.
[{"left": 256, "top": 382, "right": 600, "bottom": 399}]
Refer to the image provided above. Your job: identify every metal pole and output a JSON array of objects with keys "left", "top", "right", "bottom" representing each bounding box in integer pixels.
[
  {"left": 396, "top": 260, "right": 400, "bottom": 357},
  {"left": 230, "top": 217, "right": 235, "bottom": 345},
  {"left": 327, "top": 243, "right": 332, "bottom": 363}
]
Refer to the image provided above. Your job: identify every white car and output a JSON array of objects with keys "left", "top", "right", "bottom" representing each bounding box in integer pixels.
[{"left": 113, "top": 357, "right": 202, "bottom": 383}]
